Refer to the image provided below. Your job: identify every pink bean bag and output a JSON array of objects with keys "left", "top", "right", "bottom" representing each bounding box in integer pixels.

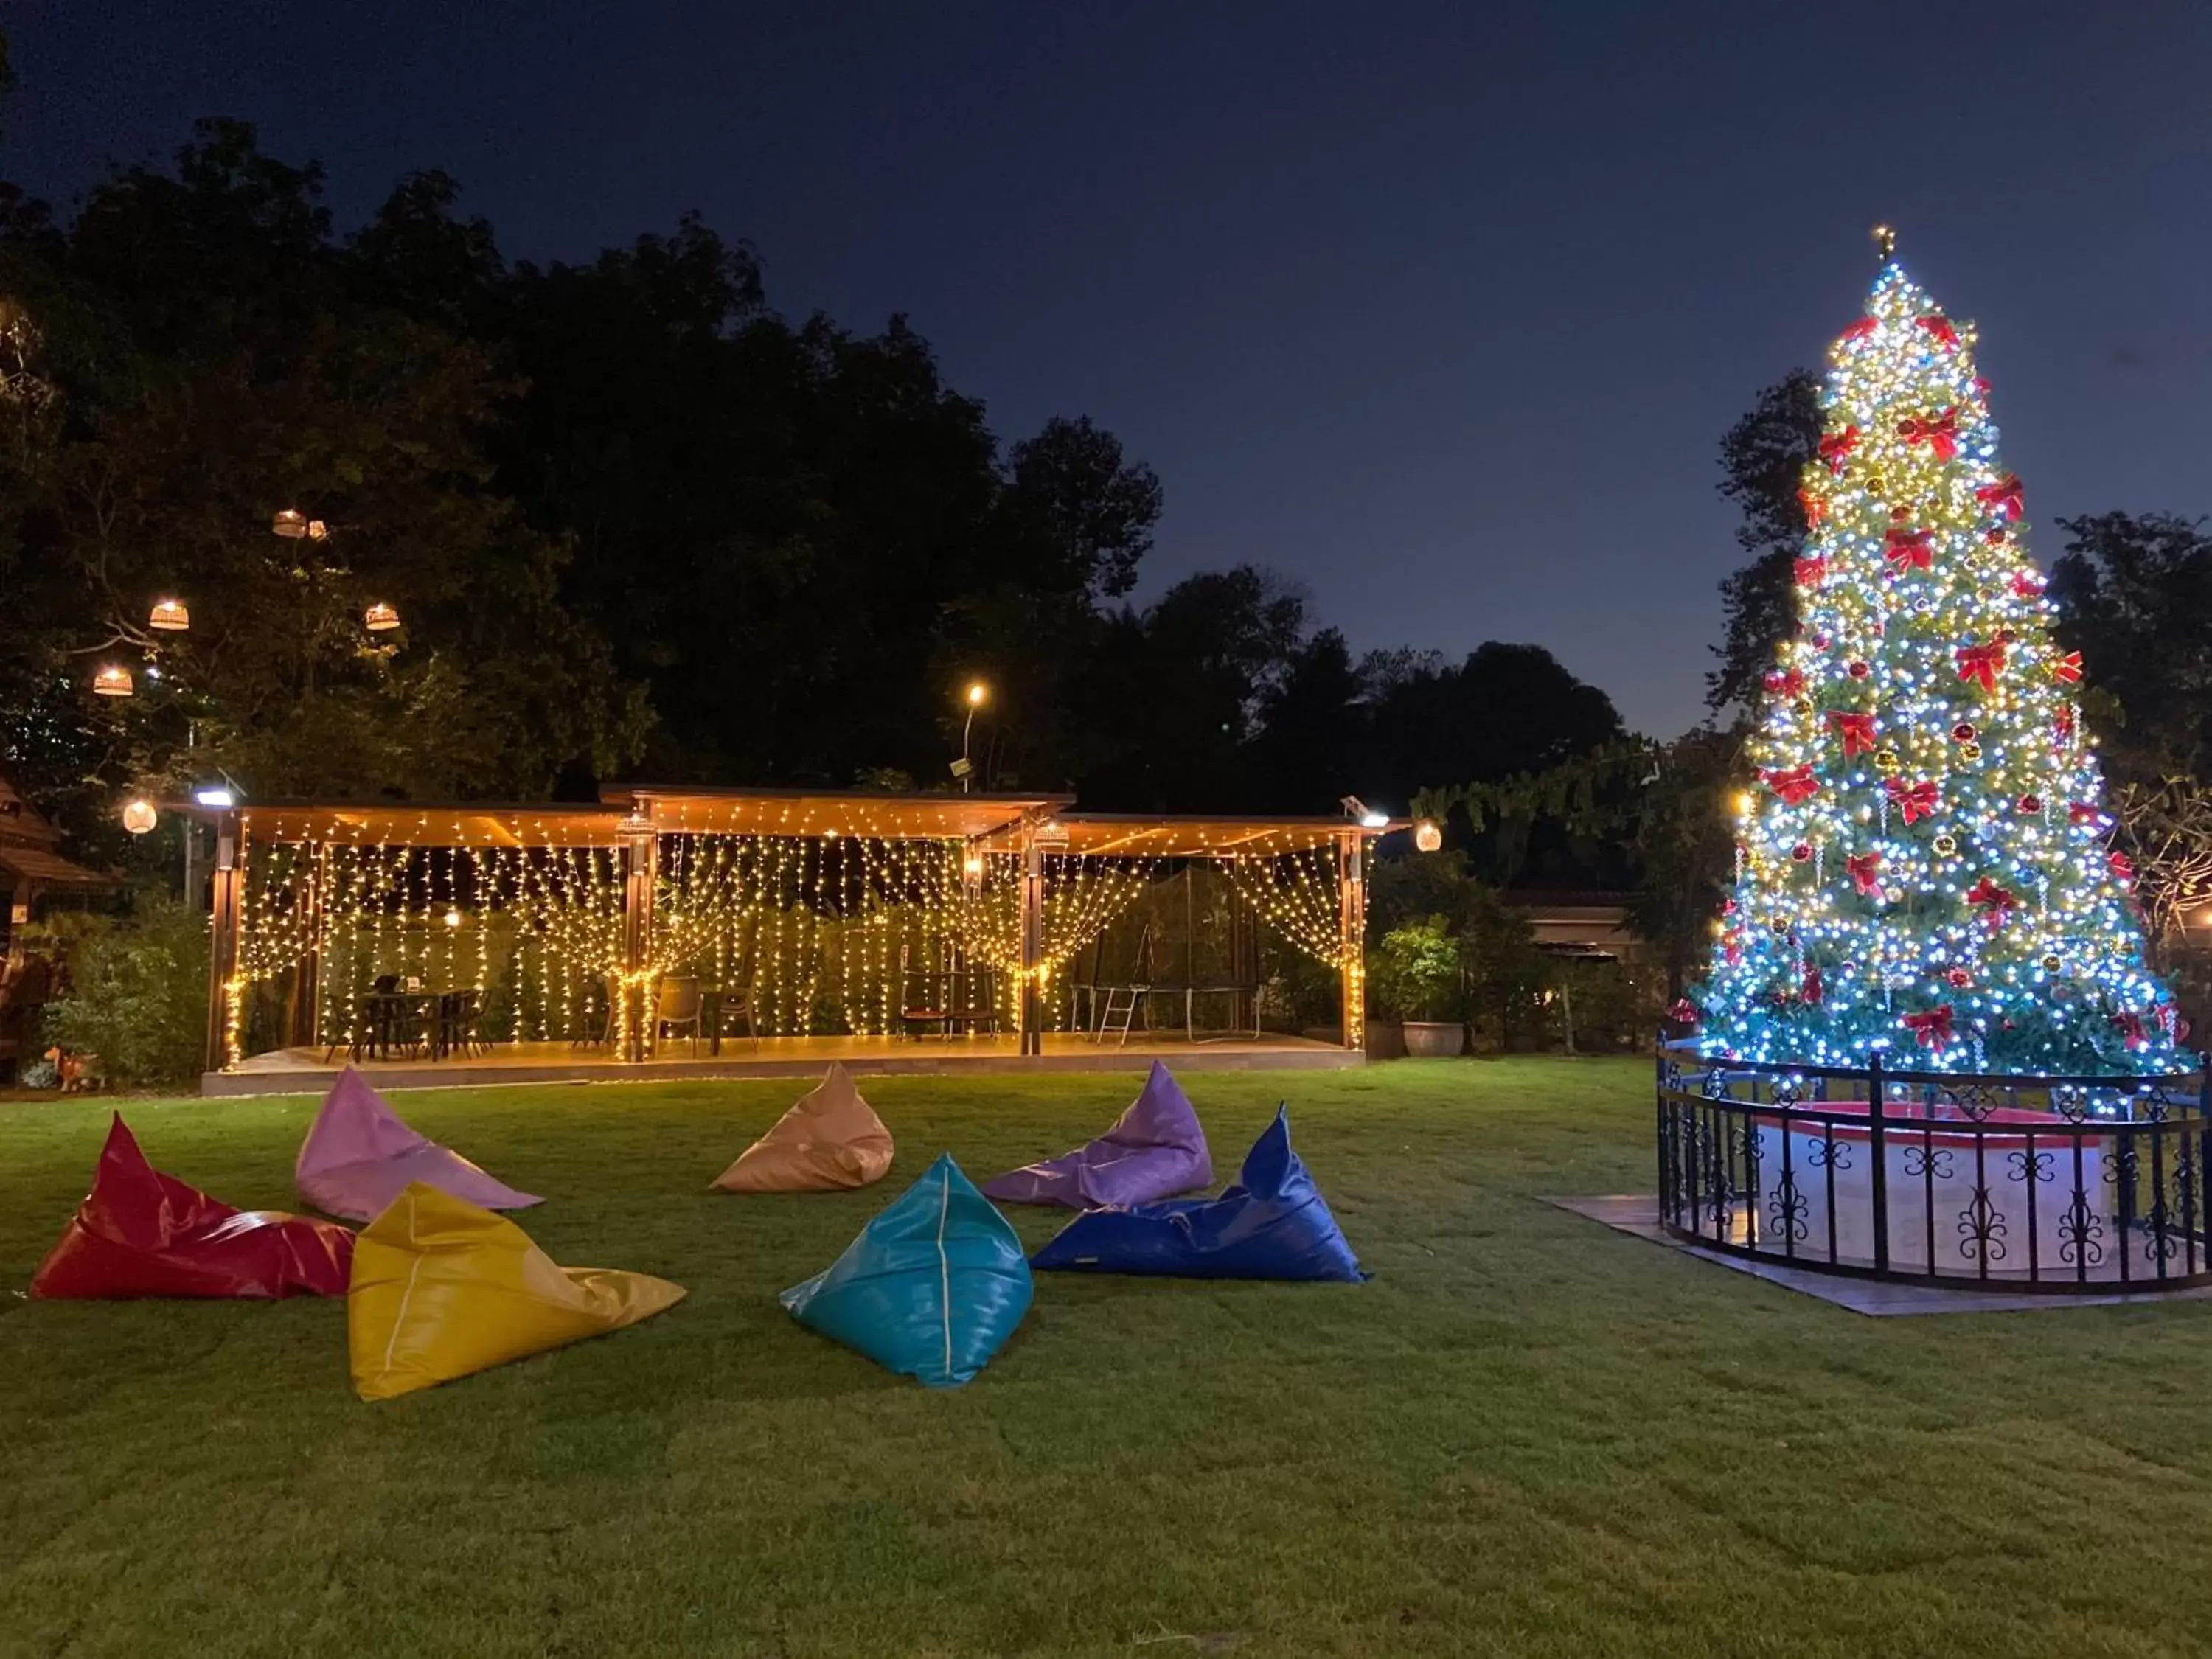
[{"left": 296, "top": 1067, "right": 540, "bottom": 1224}]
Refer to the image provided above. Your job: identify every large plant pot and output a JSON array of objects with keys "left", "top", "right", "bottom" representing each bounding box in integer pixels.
[{"left": 1400, "top": 1020, "right": 1464, "bottom": 1059}]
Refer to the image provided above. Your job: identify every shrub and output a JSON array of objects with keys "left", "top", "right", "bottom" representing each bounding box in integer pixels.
[
  {"left": 41, "top": 894, "right": 209, "bottom": 1088},
  {"left": 1370, "top": 917, "right": 1462, "bottom": 1023}
]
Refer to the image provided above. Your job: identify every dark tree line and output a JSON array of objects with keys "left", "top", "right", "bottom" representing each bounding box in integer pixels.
[{"left": 0, "top": 119, "right": 1625, "bottom": 856}]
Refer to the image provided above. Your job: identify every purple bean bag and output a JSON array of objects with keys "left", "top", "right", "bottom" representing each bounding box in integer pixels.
[
  {"left": 982, "top": 1060, "right": 1213, "bottom": 1208},
  {"left": 296, "top": 1067, "right": 542, "bottom": 1224}
]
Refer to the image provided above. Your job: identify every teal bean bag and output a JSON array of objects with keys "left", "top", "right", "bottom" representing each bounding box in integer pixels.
[{"left": 779, "top": 1153, "right": 1032, "bottom": 1387}]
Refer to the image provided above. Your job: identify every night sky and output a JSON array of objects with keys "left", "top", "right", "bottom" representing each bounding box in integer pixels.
[{"left": 10, "top": 2, "right": 2209, "bottom": 741}]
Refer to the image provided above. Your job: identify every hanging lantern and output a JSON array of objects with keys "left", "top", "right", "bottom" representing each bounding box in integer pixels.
[
  {"left": 92, "top": 664, "right": 133, "bottom": 698},
  {"left": 1413, "top": 820, "right": 1443, "bottom": 854},
  {"left": 442, "top": 907, "right": 464, "bottom": 929},
  {"left": 121, "top": 798, "right": 159, "bottom": 835},
  {"left": 148, "top": 597, "right": 190, "bottom": 632},
  {"left": 305, "top": 519, "right": 330, "bottom": 542},
  {"left": 271, "top": 508, "right": 307, "bottom": 539},
  {"left": 364, "top": 601, "right": 401, "bottom": 633}
]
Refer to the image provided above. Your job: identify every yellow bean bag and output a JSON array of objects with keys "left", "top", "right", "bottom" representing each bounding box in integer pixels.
[
  {"left": 348, "top": 1183, "right": 685, "bottom": 1401},
  {"left": 711, "top": 1062, "right": 894, "bottom": 1194}
]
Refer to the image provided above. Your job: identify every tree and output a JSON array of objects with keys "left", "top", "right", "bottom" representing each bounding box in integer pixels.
[
  {"left": 1695, "top": 256, "right": 2180, "bottom": 1073},
  {"left": 0, "top": 122, "right": 647, "bottom": 830},
  {"left": 998, "top": 416, "right": 1161, "bottom": 601},
  {"left": 2047, "top": 511, "right": 2212, "bottom": 780},
  {"left": 1621, "top": 728, "right": 1741, "bottom": 1000},
  {"left": 1242, "top": 628, "right": 1367, "bottom": 813},
  {"left": 2110, "top": 776, "right": 2212, "bottom": 953},
  {"left": 1071, "top": 566, "right": 1307, "bottom": 810},
  {"left": 1708, "top": 369, "right": 1824, "bottom": 717}
]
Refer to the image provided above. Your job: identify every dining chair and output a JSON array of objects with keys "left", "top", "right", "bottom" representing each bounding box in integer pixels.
[{"left": 655, "top": 974, "right": 704, "bottom": 1056}]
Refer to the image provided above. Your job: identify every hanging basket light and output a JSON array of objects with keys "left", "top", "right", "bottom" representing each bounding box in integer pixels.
[
  {"left": 1413, "top": 820, "right": 1443, "bottom": 854},
  {"left": 305, "top": 519, "right": 330, "bottom": 542},
  {"left": 121, "top": 798, "right": 159, "bottom": 835},
  {"left": 92, "top": 664, "right": 134, "bottom": 698},
  {"left": 364, "top": 601, "right": 401, "bottom": 633},
  {"left": 271, "top": 508, "right": 308, "bottom": 539},
  {"left": 148, "top": 597, "right": 190, "bottom": 632}
]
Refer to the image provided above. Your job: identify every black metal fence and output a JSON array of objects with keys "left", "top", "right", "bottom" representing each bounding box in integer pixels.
[{"left": 1655, "top": 1046, "right": 2212, "bottom": 1292}]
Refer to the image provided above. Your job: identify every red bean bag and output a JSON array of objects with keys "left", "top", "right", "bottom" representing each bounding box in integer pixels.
[{"left": 30, "top": 1115, "right": 355, "bottom": 1300}]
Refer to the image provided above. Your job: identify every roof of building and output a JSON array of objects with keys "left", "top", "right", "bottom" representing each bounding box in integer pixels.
[
  {"left": 0, "top": 772, "right": 64, "bottom": 850},
  {"left": 0, "top": 842, "right": 118, "bottom": 889},
  {"left": 219, "top": 788, "right": 1401, "bottom": 855}
]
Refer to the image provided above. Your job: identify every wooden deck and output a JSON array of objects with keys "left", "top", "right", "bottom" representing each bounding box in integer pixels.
[{"left": 204, "top": 1032, "right": 1363, "bottom": 1096}]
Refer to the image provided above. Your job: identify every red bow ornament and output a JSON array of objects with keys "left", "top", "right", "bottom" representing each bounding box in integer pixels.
[
  {"left": 2049, "top": 650, "right": 2083, "bottom": 685},
  {"left": 1974, "top": 473, "right": 2024, "bottom": 521},
  {"left": 2069, "top": 801, "right": 2104, "bottom": 827},
  {"left": 1801, "top": 965, "right": 1825, "bottom": 1006},
  {"left": 1964, "top": 877, "right": 2016, "bottom": 931},
  {"left": 2109, "top": 849, "right": 2135, "bottom": 882},
  {"left": 1818, "top": 425, "right": 1860, "bottom": 474},
  {"left": 1916, "top": 314, "right": 1960, "bottom": 350},
  {"left": 1838, "top": 316, "right": 1879, "bottom": 347},
  {"left": 1846, "top": 851, "right": 1883, "bottom": 898},
  {"left": 1897, "top": 407, "right": 1961, "bottom": 462},
  {"left": 1955, "top": 640, "right": 2006, "bottom": 692},
  {"left": 1798, "top": 485, "right": 1826, "bottom": 529},
  {"left": 1667, "top": 998, "right": 1700, "bottom": 1028},
  {"left": 1794, "top": 554, "right": 1828, "bottom": 588},
  {"left": 1886, "top": 777, "right": 1941, "bottom": 824},
  {"left": 2111, "top": 1011, "right": 2147, "bottom": 1046},
  {"left": 1764, "top": 766, "right": 1819, "bottom": 805},
  {"left": 2010, "top": 569, "right": 2044, "bottom": 600},
  {"left": 2054, "top": 705, "right": 2076, "bottom": 744},
  {"left": 1830, "top": 711, "right": 1877, "bottom": 758},
  {"left": 1902, "top": 1005, "right": 1955, "bottom": 1050},
  {"left": 1883, "top": 526, "right": 1934, "bottom": 573},
  {"left": 1763, "top": 667, "right": 1806, "bottom": 698}
]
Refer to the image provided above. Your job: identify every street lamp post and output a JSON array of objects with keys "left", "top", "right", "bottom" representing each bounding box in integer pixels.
[{"left": 959, "top": 681, "right": 990, "bottom": 793}]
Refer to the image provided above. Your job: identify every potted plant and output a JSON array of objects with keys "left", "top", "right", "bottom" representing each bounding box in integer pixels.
[{"left": 1371, "top": 917, "right": 1464, "bottom": 1058}]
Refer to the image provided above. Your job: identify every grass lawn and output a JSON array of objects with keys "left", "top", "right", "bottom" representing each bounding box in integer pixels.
[{"left": 5, "top": 1058, "right": 2212, "bottom": 1658}]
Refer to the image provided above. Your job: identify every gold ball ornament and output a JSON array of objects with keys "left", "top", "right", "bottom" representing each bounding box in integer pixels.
[
  {"left": 1875, "top": 747, "right": 1902, "bottom": 774},
  {"left": 1960, "top": 741, "right": 1982, "bottom": 761},
  {"left": 1769, "top": 915, "right": 1792, "bottom": 938},
  {"left": 1932, "top": 833, "right": 1958, "bottom": 857},
  {"left": 2042, "top": 953, "right": 2063, "bottom": 974}
]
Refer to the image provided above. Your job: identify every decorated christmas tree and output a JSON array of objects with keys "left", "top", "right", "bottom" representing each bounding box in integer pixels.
[{"left": 1695, "top": 230, "right": 2183, "bottom": 1075}]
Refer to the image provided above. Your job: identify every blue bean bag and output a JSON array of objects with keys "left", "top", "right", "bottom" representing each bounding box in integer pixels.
[
  {"left": 779, "top": 1154, "right": 1032, "bottom": 1387},
  {"left": 1031, "top": 1106, "right": 1364, "bottom": 1282}
]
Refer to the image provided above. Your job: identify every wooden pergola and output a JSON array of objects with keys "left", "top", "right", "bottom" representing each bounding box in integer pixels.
[{"left": 196, "top": 787, "right": 1398, "bottom": 1073}]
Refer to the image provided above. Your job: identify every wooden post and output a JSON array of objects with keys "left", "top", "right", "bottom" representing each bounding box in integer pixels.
[
  {"left": 203, "top": 811, "right": 244, "bottom": 1074},
  {"left": 1019, "top": 830, "right": 1044, "bottom": 1056},
  {"left": 619, "top": 816, "right": 658, "bottom": 1062},
  {"left": 1338, "top": 830, "right": 1366, "bottom": 1053},
  {"left": 289, "top": 840, "right": 330, "bottom": 1049}
]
